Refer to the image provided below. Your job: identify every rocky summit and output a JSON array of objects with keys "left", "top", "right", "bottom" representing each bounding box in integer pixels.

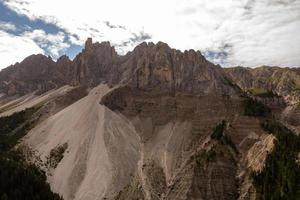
[{"left": 0, "top": 39, "right": 299, "bottom": 200}]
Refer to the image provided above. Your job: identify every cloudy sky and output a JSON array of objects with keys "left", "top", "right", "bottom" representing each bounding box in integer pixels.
[{"left": 0, "top": 0, "right": 299, "bottom": 69}]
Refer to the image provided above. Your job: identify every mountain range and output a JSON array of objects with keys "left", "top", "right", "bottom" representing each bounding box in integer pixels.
[{"left": 0, "top": 38, "right": 299, "bottom": 200}]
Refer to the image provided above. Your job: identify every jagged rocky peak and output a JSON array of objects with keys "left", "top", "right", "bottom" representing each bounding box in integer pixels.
[
  {"left": 17, "top": 54, "right": 54, "bottom": 74},
  {"left": 56, "top": 55, "right": 72, "bottom": 70},
  {"left": 117, "top": 40, "right": 238, "bottom": 96},
  {"left": 83, "top": 37, "right": 116, "bottom": 57},
  {"left": 54, "top": 55, "right": 74, "bottom": 85},
  {"left": 71, "top": 38, "right": 118, "bottom": 86},
  {"left": 100, "top": 41, "right": 240, "bottom": 117},
  {"left": 0, "top": 54, "right": 57, "bottom": 95},
  {"left": 0, "top": 38, "right": 239, "bottom": 97},
  {"left": 85, "top": 37, "right": 93, "bottom": 48},
  {"left": 57, "top": 54, "right": 71, "bottom": 63},
  {"left": 132, "top": 40, "right": 205, "bottom": 62},
  {"left": 0, "top": 53, "right": 54, "bottom": 80}
]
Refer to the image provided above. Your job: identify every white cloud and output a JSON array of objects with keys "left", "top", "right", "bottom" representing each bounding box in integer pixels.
[
  {"left": 0, "top": 21, "right": 17, "bottom": 31},
  {"left": 0, "top": 30, "right": 44, "bottom": 69},
  {"left": 2, "top": 0, "right": 300, "bottom": 67},
  {"left": 22, "top": 29, "right": 70, "bottom": 58},
  {"left": 0, "top": 28, "right": 70, "bottom": 69}
]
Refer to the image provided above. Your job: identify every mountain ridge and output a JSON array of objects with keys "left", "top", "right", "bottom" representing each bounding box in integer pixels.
[
  {"left": 1, "top": 39, "right": 298, "bottom": 100},
  {"left": 0, "top": 38, "right": 238, "bottom": 97},
  {"left": 0, "top": 38, "right": 300, "bottom": 200}
]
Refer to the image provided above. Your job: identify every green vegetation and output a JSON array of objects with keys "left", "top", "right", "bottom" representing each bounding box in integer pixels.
[
  {"left": 211, "top": 120, "right": 238, "bottom": 154},
  {"left": 0, "top": 107, "right": 37, "bottom": 135},
  {"left": 47, "top": 143, "right": 68, "bottom": 169},
  {"left": 194, "top": 140, "right": 237, "bottom": 168},
  {"left": 222, "top": 77, "right": 241, "bottom": 92},
  {"left": 292, "top": 87, "right": 300, "bottom": 92},
  {"left": 192, "top": 120, "right": 240, "bottom": 167},
  {"left": 248, "top": 87, "right": 268, "bottom": 96},
  {"left": 0, "top": 100, "right": 22, "bottom": 114},
  {"left": 0, "top": 152, "right": 63, "bottom": 200},
  {"left": 244, "top": 98, "right": 270, "bottom": 117},
  {"left": 143, "top": 160, "right": 166, "bottom": 198},
  {"left": 252, "top": 120, "right": 300, "bottom": 200},
  {"left": 211, "top": 120, "right": 227, "bottom": 140},
  {"left": 248, "top": 87, "right": 279, "bottom": 98},
  {"left": 195, "top": 149, "right": 217, "bottom": 165},
  {"left": 0, "top": 107, "right": 63, "bottom": 200},
  {"left": 114, "top": 175, "right": 144, "bottom": 200},
  {"left": 0, "top": 107, "right": 39, "bottom": 151}
]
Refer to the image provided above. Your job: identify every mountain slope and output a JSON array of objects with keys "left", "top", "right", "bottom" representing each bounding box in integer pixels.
[
  {"left": 225, "top": 66, "right": 300, "bottom": 105},
  {"left": 225, "top": 66, "right": 300, "bottom": 132},
  {"left": 22, "top": 85, "right": 141, "bottom": 200},
  {"left": 22, "top": 84, "right": 276, "bottom": 200},
  {"left": 0, "top": 39, "right": 299, "bottom": 200}
]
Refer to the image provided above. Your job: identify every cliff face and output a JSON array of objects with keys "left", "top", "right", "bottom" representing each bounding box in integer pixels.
[
  {"left": 225, "top": 66, "right": 300, "bottom": 132},
  {"left": 115, "top": 41, "right": 237, "bottom": 96},
  {"left": 0, "top": 38, "right": 238, "bottom": 98},
  {"left": 0, "top": 39, "right": 114, "bottom": 96},
  {"left": 71, "top": 39, "right": 118, "bottom": 86},
  {"left": 225, "top": 66, "right": 300, "bottom": 105},
  {"left": 1, "top": 39, "right": 299, "bottom": 200},
  {"left": 1, "top": 39, "right": 299, "bottom": 101},
  {"left": 0, "top": 54, "right": 56, "bottom": 95}
]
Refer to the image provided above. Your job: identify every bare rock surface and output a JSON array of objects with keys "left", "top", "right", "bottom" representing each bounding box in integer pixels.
[
  {"left": 1, "top": 39, "right": 298, "bottom": 200},
  {"left": 23, "top": 85, "right": 140, "bottom": 200},
  {"left": 0, "top": 39, "right": 239, "bottom": 98},
  {"left": 225, "top": 66, "right": 300, "bottom": 106}
]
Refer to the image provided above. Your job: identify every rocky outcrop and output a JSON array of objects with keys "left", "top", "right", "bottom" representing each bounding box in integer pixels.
[
  {"left": 225, "top": 66, "right": 300, "bottom": 106},
  {"left": 0, "top": 38, "right": 240, "bottom": 98},
  {"left": 2, "top": 38, "right": 300, "bottom": 200},
  {"left": 117, "top": 42, "right": 238, "bottom": 96},
  {"left": 1, "top": 39, "right": 299, "bottom": 101},
  {"left": 244, "top": 134, "right": 275, "bottom": 172},
  {"left": 71, "top": 39, "right": 118, "bottom": 86},
  {"left": 0, "top": 39, "right": 117, "bottom": 96},
  {"left": 225, "top": 66, "right": 300, "bottom": 133},
  {"left": 0, "top": 54, "right": 57, "bottom": 95},
  {"left": 100, "top": 83, "right": 272, "bottom": 200}
]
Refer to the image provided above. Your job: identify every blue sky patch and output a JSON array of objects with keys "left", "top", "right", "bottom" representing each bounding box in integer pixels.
[{"left": 0, "top": 2, "right": 83, "bottom": 60}]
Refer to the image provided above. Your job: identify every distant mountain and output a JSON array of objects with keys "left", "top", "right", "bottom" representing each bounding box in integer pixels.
[
  {"left": 225, "top": 66, "right": 300, "bottom": 105},
  {"left": 0, "top": 39, "right": 299, "bottom": 200}
]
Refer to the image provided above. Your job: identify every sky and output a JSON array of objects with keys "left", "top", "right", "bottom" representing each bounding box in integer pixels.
[{"left": 0, "top": 0, "right": 299, "bottom": 69}]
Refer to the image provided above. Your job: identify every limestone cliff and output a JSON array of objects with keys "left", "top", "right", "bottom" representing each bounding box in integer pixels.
[{"left": 0, "top": 39, "right": 299, "bottom": 200}]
